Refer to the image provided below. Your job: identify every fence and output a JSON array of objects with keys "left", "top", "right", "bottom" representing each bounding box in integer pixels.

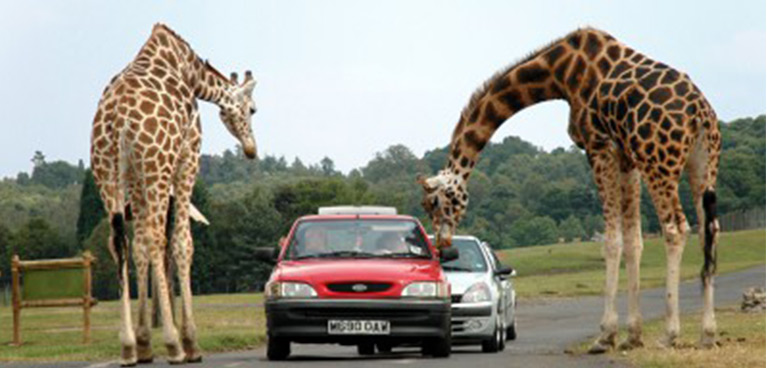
[{"left": 720, "top": 207, "right": 766, "bottom": 232}]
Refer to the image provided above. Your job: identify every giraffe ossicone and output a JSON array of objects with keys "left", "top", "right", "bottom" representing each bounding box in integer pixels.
[
  {"left": 90, "top": 23, "right": 258, "bottom": 366},
  {"left": 420, "top": 27, "right": 721, "bottom": 353}
]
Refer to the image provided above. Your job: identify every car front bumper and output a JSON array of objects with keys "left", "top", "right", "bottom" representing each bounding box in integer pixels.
[
  {"left": 265, "top": 298, "right": 451, "bottom": 344},
  {"left": 450, "top": 301, "right": 496, "bottom": 341}
]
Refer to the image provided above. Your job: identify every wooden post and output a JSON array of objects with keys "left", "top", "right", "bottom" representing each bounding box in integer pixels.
[
  {"left": 82, "top": 251, "right": 93, "bottom": 344},
  {"left": 11, "top": 255, "right": 21, "bottom": 346}
]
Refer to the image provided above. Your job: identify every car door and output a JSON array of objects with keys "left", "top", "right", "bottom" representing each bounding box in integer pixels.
[{"left": 484, "top": 243, "right": 513, "bottom": 325}]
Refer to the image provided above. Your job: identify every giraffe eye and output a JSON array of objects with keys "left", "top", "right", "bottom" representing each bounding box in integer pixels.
[{"left": 249, "top": 107, "right": 256, "bottom": 115}]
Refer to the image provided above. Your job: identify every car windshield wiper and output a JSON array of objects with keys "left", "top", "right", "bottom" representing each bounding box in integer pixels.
[
  {"left": 377, "top": 252, "right": 428, "bottom": 259},
  {"left": 442, "top": 265, "right": 473, "bottom": 272},
  {"left": 315, "top": 250, "right": 378, "bottom": 258}
]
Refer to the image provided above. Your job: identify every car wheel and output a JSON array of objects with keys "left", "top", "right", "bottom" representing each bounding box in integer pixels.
[
  {"left": 481, "top": 319, "right": 501, "bottom": 353},
  {"left": 357, "top": 342, "right": 375, "bottom": 355},
  {"left": 267, "top": 336, "right": 290, "bottom": 361},
  {"left": 376, "top": 342, "right": 393, "bottom": 353},
  {"left": 422, "top": 334, "right": 451, "bottom": 358},
  {"left": 499, "top": 320, "right": 507, "bottom": 351},
  {"left": 506, "top": 317, "right": 517, "bottom": 341}
]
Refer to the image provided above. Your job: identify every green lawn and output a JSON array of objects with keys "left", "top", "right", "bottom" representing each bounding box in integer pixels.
[
  {"left": 0, "top": 293, "right": 265, "bottom": 362},
  {"left": 498, "top": 229, "right": 765, "bottom": 298},
  {"left": 0, "top": 229, "right": 762, "bottom": 362},
  {"left": 571, "top": 304, "right": 766, "bottom": 368}
]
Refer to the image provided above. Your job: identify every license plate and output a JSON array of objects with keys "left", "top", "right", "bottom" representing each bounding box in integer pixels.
[{"left": 327, "top": 320, "right": 390, "bottom": 335}]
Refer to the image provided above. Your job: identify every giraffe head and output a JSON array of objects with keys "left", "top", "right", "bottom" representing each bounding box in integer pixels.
[
  {"left": 417, "top": 171, "right": 468, "bottom": 248},
  {"left": 220, "top": 70, "right": 258, "bottom": 159}
]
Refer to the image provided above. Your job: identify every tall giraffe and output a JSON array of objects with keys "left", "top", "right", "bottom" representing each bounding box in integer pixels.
[
  {"left": 90, "top": 24, "right": 258, "bottom": 365},
  {"left": 419, "top": 28, "right": 721, "bottom": 352}
]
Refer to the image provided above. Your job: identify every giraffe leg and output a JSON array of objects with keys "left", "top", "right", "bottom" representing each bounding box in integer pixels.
[
  {"left": 688, "top": 141, "right": 718, "bottom": 348},
  {"left": 618, "top": 168, "right": 644, "bottom": 350},
  {"left": 112, "top": 215, "right": 137, "bottom": 367},
  {"left": 142, "top": 214, "right": 185, "bottom": 364},
  {"left": 588, "top": 149, "right": 623, "bottom": 354},
  {"left": 173, "top": 195, "right": 202, "bottom": 362},
  {"left": 646, "top": 178, "right": 689, "bottom": 348},
  {"left": 133, "top": 243, "right": 153, "bottom": 364}
]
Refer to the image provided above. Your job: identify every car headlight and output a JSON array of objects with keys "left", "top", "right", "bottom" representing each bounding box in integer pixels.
[
  {"left": 265, "top": 281, "right": 318, "bottom": 299},
  {"left": 401, "top": 281, "right": 449, "bottom": 299},
  {"left": 461, "top": 282, "right": 491, "bottom": 303}
]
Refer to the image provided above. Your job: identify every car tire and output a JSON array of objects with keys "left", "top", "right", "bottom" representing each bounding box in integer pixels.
[
  {"left": 499, "top": 320, "right": 507, "bottom": 351},
  {"left": 267, "top": 336, "right": 290, "bottom": 361},
  {"left": 376, "top": 342, "right": 393, "bottom": 353},
  {"left": 422, "top": 335, "right": 451, "bottom": 358},
  {"left": 357, "top": 342, "right": 375, "bottom": 355},
  {"left": 506, "top": 318, "right": 517, "bottom": 341},
  {"left": 481, "top": 320, "right": 502, "bottom": 353}
]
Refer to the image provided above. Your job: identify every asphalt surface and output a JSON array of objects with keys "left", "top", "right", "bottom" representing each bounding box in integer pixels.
[{"left": 8, "top": 265, "right": 765, "bottom": 368}]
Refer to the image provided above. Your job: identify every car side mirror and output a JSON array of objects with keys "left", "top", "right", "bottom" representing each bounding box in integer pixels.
[
  {"left": 255, "top": 247, "right": 279, "bottom": 264},
  {"left": 439, "top": 247, "right": 459, "bottom": 263},
  {"left": 495, "top": 265, "right": 513, "bottom": 277}
]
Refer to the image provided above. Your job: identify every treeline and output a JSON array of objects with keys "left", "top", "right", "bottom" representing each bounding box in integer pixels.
[{"left": 0, "top": 115, "right": 763, "bottom": 298}]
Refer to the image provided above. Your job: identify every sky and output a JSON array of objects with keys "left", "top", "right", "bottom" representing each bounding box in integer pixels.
[{"left": 0, "top": 1, "right": 764, "bottom": 178}]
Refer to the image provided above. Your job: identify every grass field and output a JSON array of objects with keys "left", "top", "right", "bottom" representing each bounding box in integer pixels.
[
  {"left": 0, "top": 294, "right": 266, "bottom": 362},
  {"left": 498, "top": 229, "right": 765, "bottom": 298},
  {"left": 572, "top": 304, "right": 766, "bottom": 368},
  {"left": 0, "top": 229, "right": 762, "bottom": 362}
]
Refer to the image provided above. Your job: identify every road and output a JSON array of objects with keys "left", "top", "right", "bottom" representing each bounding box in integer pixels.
[{"left": 9, "top": 266, "right": 764, "bottom": 368}]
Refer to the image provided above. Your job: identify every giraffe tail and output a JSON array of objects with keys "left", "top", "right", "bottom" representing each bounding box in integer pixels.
[
  {"left": 701, "top": 188, "right": 718, "bottom": 285},
  {"left": 110, "top": 212, "right": 128, "bottom": 284}
]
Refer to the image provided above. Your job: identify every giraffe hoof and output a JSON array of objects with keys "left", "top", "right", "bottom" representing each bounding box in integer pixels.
[
  {"left": 656, "top": 336, "right": 677, "bottom": 349},
  {"left": 700, "top": 333, "right": 716, "bottom": 349},
  {"left": 137, "top": 357, "right": 154, "bottom": 364},
  {"left": 120, "top": 358, "right": 138, "bottom": 367},
  {"left": 186, "top": 354, "right": 203, "bottom": 363},
  {"left": 587, "top": 340, "right": 610, "bottom": 354},
  {"left": 618, "top": 338, "right": 644, "bottom": 351},
  {"left": 121, "top": 345, "right": 138, "bottom": 367}
]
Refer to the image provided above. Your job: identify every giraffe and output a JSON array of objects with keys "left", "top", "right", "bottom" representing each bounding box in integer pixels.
[
  {"left": 90, "top": 23, "right": 258, "bottom": 365},
  {"left": 418, "top": 27, "right": 721, "bottom": 353}
]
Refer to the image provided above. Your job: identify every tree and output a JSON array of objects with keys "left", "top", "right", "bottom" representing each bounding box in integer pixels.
[
  {"left": 509, "top": 216, "right": 559, "bottom": 246},
  {"left": 13, "top": 217, "right": 74, "bottom": 260},
  {"left": 320, "top": 157, "right": 336, "bottom": 176},
  {"left": 76, "top": 169, "right": 106, "bottom": 246},
  {"left": 558, "top": 215, "right": 586, "bottom": 242}
]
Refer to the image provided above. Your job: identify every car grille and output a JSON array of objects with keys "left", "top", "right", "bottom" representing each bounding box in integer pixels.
[
  {"left": 326, "top": 282, "right": 392, "bottom": 293},
  {"left": 295, "top": 307, "right": 428, "bottom": 320},
  {"left": 451, "top": 294, "right": 463, "bottom": 304},
  {"left": 451, "top": 319, "right": 465, "bottom": 332}
]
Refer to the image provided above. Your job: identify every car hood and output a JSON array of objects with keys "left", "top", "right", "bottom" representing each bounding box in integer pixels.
[
  {"left": 445, "top": 271, "right": 488, "bottom": 295},
  {"left": 273, "top": 258, "right": 443, "bottom": 284}
]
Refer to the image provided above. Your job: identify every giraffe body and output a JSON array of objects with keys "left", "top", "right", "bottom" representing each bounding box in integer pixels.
[
  {"left": 90, "top": 24, "right": 258, "bottom": 365},
  {"left": 419, "top": 28, "right": 721, "bottom": 351}
]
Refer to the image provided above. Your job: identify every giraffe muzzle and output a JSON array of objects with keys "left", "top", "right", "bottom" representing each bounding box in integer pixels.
[{"left": 242, "top": 138, "right": 257, "bottom": 159}]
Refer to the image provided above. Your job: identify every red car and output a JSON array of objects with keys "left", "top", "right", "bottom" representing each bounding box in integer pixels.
[{"left": 262, "top": 206, "right": 458, "bottom": 360}]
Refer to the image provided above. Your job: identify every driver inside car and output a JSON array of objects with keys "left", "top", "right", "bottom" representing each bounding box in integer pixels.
[{"left": 374, "top": 232, "right": 409, "bottom": 254}]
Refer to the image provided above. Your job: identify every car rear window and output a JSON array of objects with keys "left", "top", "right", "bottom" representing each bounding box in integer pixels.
[{"left": 285, "top": 219, "right": 431, "bottom": 260}]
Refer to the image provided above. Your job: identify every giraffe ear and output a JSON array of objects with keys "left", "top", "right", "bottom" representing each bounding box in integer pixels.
[{"left": 242, "top": 78, "right": 256, "bottom": 96}]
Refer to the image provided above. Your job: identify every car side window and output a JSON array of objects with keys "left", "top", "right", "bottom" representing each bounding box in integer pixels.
[{"left": 488, "top": 246, "right": 504, "bottom": 271}]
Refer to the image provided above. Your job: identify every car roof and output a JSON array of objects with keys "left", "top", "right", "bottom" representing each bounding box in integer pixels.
[
  {"left": 297, "top": 214, "right": 419, "bottom": 221},
  {"left": 427, "top": 234, "right": 480, "bottom": 242}
]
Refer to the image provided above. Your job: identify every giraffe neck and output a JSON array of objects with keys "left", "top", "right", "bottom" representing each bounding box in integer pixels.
[
  {"left": 445, "top": 29, "right": 605, "bottom": 180},
  {"left": 140, "top": 24, "right": 234, "bottom": 105}
]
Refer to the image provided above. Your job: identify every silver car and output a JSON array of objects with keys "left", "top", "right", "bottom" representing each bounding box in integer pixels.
[{"left": 432, "top": 235, "right": 517, "bottom": 353}]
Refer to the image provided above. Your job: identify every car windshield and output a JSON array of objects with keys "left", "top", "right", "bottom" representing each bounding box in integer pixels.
[
  {"left": 433, "top": 237, "right": 488, "bottom": 272},
  {"left": 286, "top": 219, "right": 432, "bottom": 260}
]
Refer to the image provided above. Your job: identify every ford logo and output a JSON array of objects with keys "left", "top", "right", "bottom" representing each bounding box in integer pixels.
[{"left": 352, "top": 284, "right": 368, "bottom": 292}]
